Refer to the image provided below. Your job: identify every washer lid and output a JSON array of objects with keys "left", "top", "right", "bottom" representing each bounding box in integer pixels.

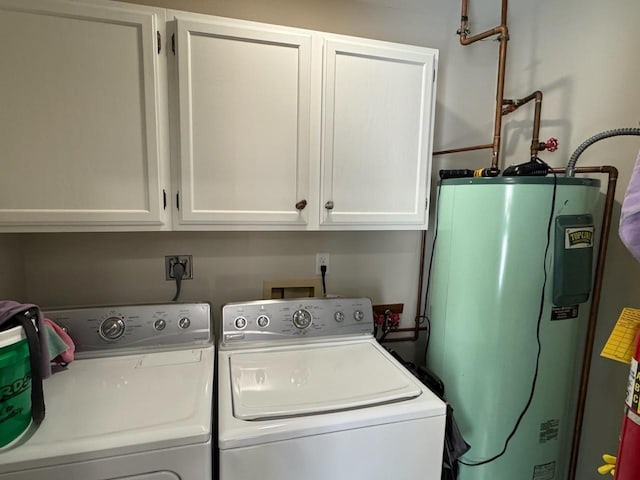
[
  {"left": 0, "top": 347, "right": 214, "bottom": 474},
  {"left": 230, "top": 342, "right": 422, "bottom": 420}
]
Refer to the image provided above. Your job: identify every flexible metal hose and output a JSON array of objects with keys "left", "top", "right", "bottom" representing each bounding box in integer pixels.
[{"left": 566, "top": 128, "right": 640, "bottom": 177}]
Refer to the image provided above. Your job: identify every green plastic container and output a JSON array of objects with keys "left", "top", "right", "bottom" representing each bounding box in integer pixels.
[{"left": 0, "top": 325, "right": 32, "bottom": 448}]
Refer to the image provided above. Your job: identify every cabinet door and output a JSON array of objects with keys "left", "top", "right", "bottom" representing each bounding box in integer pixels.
[
  {"left": 173, "top": 16, "right": 312, "bottom": 228},
  {"left": 321, "top": 38, "right": 437, "bottom": 229},
  {"left": 0, "top": 0, "right": 167, "bottom": 230}
]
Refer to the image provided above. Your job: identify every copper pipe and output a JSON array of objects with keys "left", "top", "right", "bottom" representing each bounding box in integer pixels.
[
  {"left": 416, "top": 230, "right": 427, "bottom": 319},
  {"left": 459, "top": 0, "right": 505, "bottom": 44},
  {"left": 492, "top": 25, "right": 508, "bottom": 169},
  {"left": 379, "top": 324, "right": 430, "bottom": 343},
  {"left": 380, "top": 231, "right": 428, "bottom": 344},
  {"left": 502, "top": 91, "right": 544, "bottom": 157},
  {"left": 376, "top": 230, "right": 428, "bottom": 345},
  {"left": 433, "top": 143, "right": 493, "bottom": 156},
  {"left": 458, "top": 0, "right": 509, "bottom": 169},
  {"left": 433, "top": 92, "right": 544, "bottom": 163},
  {"left": 531, "top": 92, "right": 543, "bottom": 157},
  {"left": 551, "top": 166, "right": 618, "bottom": 480}
]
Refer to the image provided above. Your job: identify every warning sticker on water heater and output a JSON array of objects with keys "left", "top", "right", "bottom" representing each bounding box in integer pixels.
[
  {"left": 551, "top": 305, "right": 579, "bottom": 321},
  {"left": 564, "top": 226, "right": 594, "bottom": 249},
  {"left": 539, "top": 419, "right": 560, "bottom": 443},
  {"left": 532, "top": 461, "right": 556, "bottom": 480}
]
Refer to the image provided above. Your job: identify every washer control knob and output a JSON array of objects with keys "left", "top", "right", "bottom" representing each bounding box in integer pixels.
[
  {"left": 257, "top": 315, "right": 270, "bottom": 328},
  {"left": 292, "top": 309, "right": 312, "bottom": 329},
  {"left": 100, "top": 317, "right": 126, "bottom": 340},
  {"left": 334, "top": 311, "right": 345, "bottom": 323},
  {"left": 153, "top": 319, "right": 166, "bottom": 331},
  {"left": 178, "top": 317, "right": 191, "bottom": 329},
  {"left": 234, "top": 316, "right": 247, "bottom": 330},
  {"left": 354, "top": 310, "right": 365, "bottom": 322}
]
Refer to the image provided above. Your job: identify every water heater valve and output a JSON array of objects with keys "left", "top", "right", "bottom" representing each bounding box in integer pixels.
[{"left": 545, "top": 137, "right": 559, "bottom": 152}]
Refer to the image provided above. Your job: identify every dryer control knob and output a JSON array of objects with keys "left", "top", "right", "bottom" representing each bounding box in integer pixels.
[
  {"left": 257, "top": 315, "right": 270, "bottom": 328},
  {"left": 234, "top": 316, "right": 247, "bottom": 330},
  {"left": 100, "top": 317, "right": 126, "bottom": 340},
  {"left": 153, "top": 319, "right": 166, "bottom": 331},
  {"left": 354, "top": 310, "right": 365, "bottom": 321},
  {"left": 292, "top": 309, "right": 312, "bottom": 329},
  {"left": 334, "top": 311, "right": 345, "bottom": 322}
]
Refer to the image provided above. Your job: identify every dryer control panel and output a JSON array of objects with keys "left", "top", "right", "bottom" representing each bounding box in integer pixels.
[
  {"left": 44, "top": 303, "right": 212, "bottom": 358},
  {"left": 220, "top": 297, "right": 374, "bottom": 348}
]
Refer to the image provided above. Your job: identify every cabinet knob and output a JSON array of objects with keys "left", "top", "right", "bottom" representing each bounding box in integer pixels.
[
  {"left": 325, "top": 201, "right": 334, "bottom": 210},
  {"left": 295, "top": 200, "right": 307, "bottom": 211}
]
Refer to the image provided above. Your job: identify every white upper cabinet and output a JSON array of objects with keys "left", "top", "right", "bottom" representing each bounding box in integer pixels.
[
  {"left": 0, "top": 0, "right": 169, "bottom": 231},
  {"left": 0, "top": 1, "right": 437, "bottom": 232},
  {"left": 171, "top": 14, "right": 312, "bottom": 229},
  {"left": 170, "top": 14, "right": 437, "bottom": 230},
  {"left": 320, "top": 37, "right": 437, "bottom": 229}
]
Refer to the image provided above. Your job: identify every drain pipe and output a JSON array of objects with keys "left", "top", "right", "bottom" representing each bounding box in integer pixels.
[
  {"left": 550, "top": 165, "right": 618, "bottom": 480},
  {"left": 457, "top": 0, "right": 509, "bottom": 169}
]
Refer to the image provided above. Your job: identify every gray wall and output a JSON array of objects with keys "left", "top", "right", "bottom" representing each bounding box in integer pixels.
[{"left": 0, "top": 236, "right": 26, "bottom": 300}]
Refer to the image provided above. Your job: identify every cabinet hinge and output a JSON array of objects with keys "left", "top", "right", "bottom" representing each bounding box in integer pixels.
[
  {"left": 157, "top": 31, "right": 161, "bottom": 54},
  {"left": 163, "top": 189, "right": 167, "bottom": 210},
  {"left": 176, "top": 192, "right": 180, "bottom": 210},
  {"left": 171, "top": 33, "right": 175, "bottom": 54},
  {"left": 433, "top": 68, "right": 436, "bottom": 82}
]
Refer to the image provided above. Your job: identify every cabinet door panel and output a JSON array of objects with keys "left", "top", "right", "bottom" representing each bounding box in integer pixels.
[
  {"left": 321, "top": 38, "right": 436, "bottom": 228},
  {"left": 175, "top": 18, "right": 311, "bottom": 227},
  {"left": 0, "top": 0, "right": 165, "bottom": 228}
]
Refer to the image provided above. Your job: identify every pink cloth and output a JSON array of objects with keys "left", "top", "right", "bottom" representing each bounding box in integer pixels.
[
  {"left": 44, "top": 318, "right": 75, "bottom": 364},
  {"left": 620, "top": 149, "right": 640, "bottom": 261}
]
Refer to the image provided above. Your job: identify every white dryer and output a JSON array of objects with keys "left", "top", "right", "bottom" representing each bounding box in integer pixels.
[
  {"left": 0, "top": 303, "right": 214, "bottom": 480},
  {"left": 218, "top": 297, "right": 446, "bottom": 480}
]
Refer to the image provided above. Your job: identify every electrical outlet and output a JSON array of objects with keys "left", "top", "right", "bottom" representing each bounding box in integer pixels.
[
  {"left": 315, "top": 253, "right": 330, "bottom": 275},
  {"left": 165, "top": 255, "right": 193, "bottom": 280}
]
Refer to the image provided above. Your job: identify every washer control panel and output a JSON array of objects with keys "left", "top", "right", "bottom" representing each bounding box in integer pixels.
[
  {"left": 220, "top": 297, "right": 373, "bottom": 347},
  {"left": 44, "top": 303, "right": 212, "bottom": 357}
]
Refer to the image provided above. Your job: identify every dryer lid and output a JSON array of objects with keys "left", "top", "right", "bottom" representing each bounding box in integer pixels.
[{"left": 229, "top": 342, "right": 422, "bottom": 420}]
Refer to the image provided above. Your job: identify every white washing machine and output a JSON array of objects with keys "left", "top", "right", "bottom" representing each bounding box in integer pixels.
[
  {"left": 218, "top": 297, "right": 446, "bottom": 480},
  {"left": 0, "top": 303, "right": 214, "bottom": 480}
]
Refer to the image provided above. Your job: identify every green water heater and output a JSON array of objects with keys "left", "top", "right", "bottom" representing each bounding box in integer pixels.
[{"left": 427, "top": 176, "right": 601, "bottom": 480}]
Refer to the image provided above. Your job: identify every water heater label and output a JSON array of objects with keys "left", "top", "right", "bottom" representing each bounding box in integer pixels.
[
  {"left": 564, "top": 226, "right": 594, "bottom": 249},
  {"left": 539, "top": 418, "right": 560, "bottom": 443},
  {"left": 551, "top": 305, "right": 579, "bottom": 321},
  {"left": 532, "top": 461, "right": 556, "bottom": 480}
]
